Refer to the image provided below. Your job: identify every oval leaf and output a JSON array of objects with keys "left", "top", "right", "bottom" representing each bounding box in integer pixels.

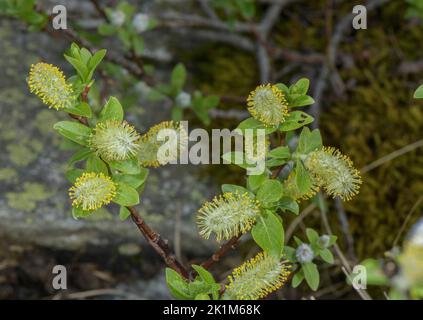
[
  {"left": 53, "top": 121, "right": 92, "bottom": 146},
  {"left": 251, "top": 211, "right": 284, "bottom": 259},
  {"left": 99, "top": 96, "right": 124, "bottom": 121},
  {"left": 113, "top": 182, "right": 140, "bottom": 206},
  {"left": 256, "top": 180, "right": 283, "bottom": 204}
]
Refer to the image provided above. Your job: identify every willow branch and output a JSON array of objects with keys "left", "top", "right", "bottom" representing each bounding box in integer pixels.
[
  {"left": 128, "top": 206, "right": 190, "bottom": 279},
  {"left": 200, "top": 235, "right": 241, "bottom": 270},
  {"left": 66, "top": 85, "right": 190, "bottom": 280}
]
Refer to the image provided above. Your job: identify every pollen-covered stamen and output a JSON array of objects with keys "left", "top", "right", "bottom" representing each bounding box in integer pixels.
[
  {"left": 247, "top": 84, "right": 289, "bottom": 126},
  {"left": 28, "top": 62, "right": 75, "bottom": 110},
  {"left": 69, "top": 172, "right": 117, "bottom": 211},
  {"left": 304, "top": 147, "right": 362, "bottom": 201},
  {"left": 138, "top": 121, "right": 188, "bottom": 167},
  {"left": 89, "top": 120, "right": 141, "bottom": 161},
  {"left": 223, "top": 252, "right": 291, "bottom": 300},
  {"left": 197, "top": 192, "right": 260, "bottom": 241}
]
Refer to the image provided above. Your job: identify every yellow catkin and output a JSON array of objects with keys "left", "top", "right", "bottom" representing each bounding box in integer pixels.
[
  {"left": 304, "top": 147, "right": 362, "bottom": 201},
  {"left": 28, "top": 62, "right": 74, "bottom": 110},
  {"left": 68, "top": 172, "right": 117, "bottom": 211},
  {"left": 247, "top": 84, "right": 289, "bottom": 126},
  {"left": 197, "top": 192, "right": 260, "bottom": 241},
  {"left": 138, "top": 121, "right": 188, "bottom": 167},
  {"left": 89, "top": 120, "right": 141, "bottom": 161},
  {"left": 224, "top": 252, "right": 291, "bottom": 300}
]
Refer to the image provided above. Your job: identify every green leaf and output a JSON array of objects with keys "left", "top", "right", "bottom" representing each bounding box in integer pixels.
[
  {"left": 53, "top": 121, "right": 92, "bottom": 146},
  {"left": 64, "top": 54, "right": 89, "bottom": 82},
  {"left": 67, "top": 148, "right": 93, "bottom": 167},
  {"left": 99, "top": 96, "right": 124, "bottom": 121},
  {"left": 72, "top": 207, "right": 92, "bottom": 219},
  {"left": 221, "top": 184, "right": 253, "bottom": 197},
  {"left": 275, "top": 83, "right": 289, "bottom": 95},
  {"left": 237, "top": 0, "right": 255, "bottom": 18},
  {"left": 328, "top": 235, "right": 338, "bottom": 246},
  {"left": 295, "top": 160, "right": 311, "bottom": 194},
  {"left": 297, "top": 127, "right": 322, "bottom": 154},
  {"left": 119, "top": 206, "right": 131, "bottom": 221},
  {"left": 79, "top": 48, "right": 92, "bottom": 64},
  {"left": 278, "top": 197, "right": 299, "bottom": 215},
  {"left": 86, "top": 154, "right": 108, "bottom": 175},
  {"left": 98, "top": 24, "right": 117, "bottom": 36},
  {"left": 237, "top": 117, "right": 276, "bottom": 135},
  {"left": 289, "top": 78, "right": 310, "bottom": 95},
  {"left": 251, "top": 211, "right": 284, "bottom": 259},
  {"left": 256, "top": 180, "right": 283, "bottom": 204},
  {"left": 170, "top": 63, "right": 186, "bottom": 96},
  {"left": 64, "top": 102, "right": 92, "bottom": 118},
  {"left": 109, "top": 158, "right": 141, "bottom": 174},
  {"left": 113, "top": 182, "right": 140, "bottom": 206},
  {"left": 319, "top": 248, "right": 334, "bottom": 264},
  {"left": 202, "top": 95, "right": 220, "bottom": 109},
  {"left": 302, "top": 262, "right": 319, "bottom": 291},
  {"left": 195, "top": 293, "right": 210, "bottom": 300},
  {"left": 191, "top": 265, "right": 220, "bottom": 299},
  {"left": 268, "top": 146, "right": 290, "bottom": 159},
  {"left": 117, "top": 29, "right": 132, "bottom": 48},
  {"left": 165, "top": 268, "right": 191, "bottom": 300},
  {"left": 192, "top": 265, "right": 216, "bottom": 284},
  {"left": 284, "top": 246, "right": 297, "bottom": 261},
  {"left": 65, "top": 168, "right": 84, "bottom": 183},
  {"left": 414, "top": 84, "right": 423, "bottom": 99},
  {"left": 113, "top": 169, "right": 149, "bottom": 189},
  {"left": 279, "top": 111, "right": 314, "bottom": 131},
  {"left": 247, "top": 173, "right": 268, "bottom": 192},
  {"left": 306, "top": 228, "right": 319, "bottom": 244},
  {"left": 289, "top": 95, "right": 315, "bottom": 108},
  {"left": 132, "top": 36, "right": 144, "bottom": 55},
  {"left": 171, "top": 106, "right": 183, "bottom": 121},
  {"left": 292, "top": 271, "right": 304, "bottom": 288},
  {"left": 265, "top": 158, "right": 287, "bottom": 168},
  {"left": 87, "top": 49, "right": 107, "bottom": 80},
  {"left": 88, "top": 49, "right": 107, "bottom": 70}
]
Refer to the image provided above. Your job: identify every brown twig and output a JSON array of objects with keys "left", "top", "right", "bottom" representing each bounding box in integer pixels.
[
  {"left": 89, "top": 0, "right": 109, "bottom": 22},
  {"left": 200, "top": 235, "right": 241, "bottom": 270},
  {"left": 128, "top": 206, "right": 190, "bottom": 279},
  {"left": 65, "top": 84, "right": 190, "bottom": 280}
]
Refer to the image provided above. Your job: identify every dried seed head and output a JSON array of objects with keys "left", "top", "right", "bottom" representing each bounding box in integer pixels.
[
  {"left": 197, "top": 192, "right": 260, "bottom": 241},
  {"left": 304, "top": 147, "right": 362, "bottom": 201},
  {"left": 247, "top": 84, "right": 289, "bottom": 126},
  {"left": 69, "top": 172, "right": 117, "bottom": 211},
  {"left": 138, "top": 121, "right": 188, "bottom": 167},
  {"left": 28, "top": 62, "right": 75, "bottom": 110},
  {"left": 89, "top": 120, "right": 141, "bottom": 161},
  {"left": 223, "top": 252, "right": 291, "bottom": 300}
]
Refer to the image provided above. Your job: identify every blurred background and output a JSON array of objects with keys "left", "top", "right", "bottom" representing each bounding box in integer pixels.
[{"left": 0, "top": 0, "right": 422, "bottom": 299}]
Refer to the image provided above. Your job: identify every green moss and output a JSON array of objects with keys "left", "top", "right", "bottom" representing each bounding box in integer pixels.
[
  {"left": 6, "top": 138, "right": 42, "bottom": 167},
  {"left": 0, "top": 168, "right": 18, "bottom": 182},
  {"left": 6, "top": 182, "right": 52, "bottom": 212},
  {"left": 190, "top": 46, "right": 258, "bottom": 98},
  {"left": 34, "top": 110, "right": 60, "bottom": 134},
  {"left": 320, "top": 1, "right": 423, "bottom": 259}
]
